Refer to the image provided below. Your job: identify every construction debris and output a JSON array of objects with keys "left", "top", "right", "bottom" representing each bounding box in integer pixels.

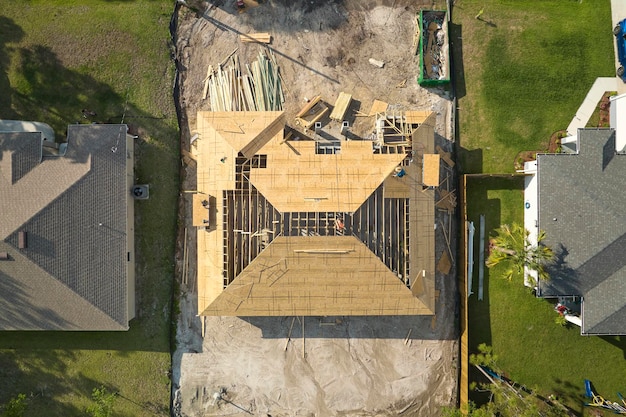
[
  {"left": 435, "top": 189, "right": 457, "bottom": 212},
  {"left": 437, "top": 250, "right": 452, "bottom": 274},
  {"left": 368, "top": 58, "right": 385, "bottom": 68},
  {"left": 436, "top": 145, "right": 455, "bottom": 167},
  {"left": 204, "top": 49, "right": 284, "bottom": 111},
  {"left": 294, "top": 95, "right": 328, "bottom": 131},
  {"left": 418, "top": 10, "right": 450, "bottom": 85}
]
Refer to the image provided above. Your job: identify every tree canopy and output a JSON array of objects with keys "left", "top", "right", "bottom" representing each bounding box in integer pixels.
[{"left": 486, "top": 223, "right": 555, "bottom": 283}]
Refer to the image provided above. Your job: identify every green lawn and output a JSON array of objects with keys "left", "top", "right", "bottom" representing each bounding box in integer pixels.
[
  {"left": 454, "top": 0, "right": 626, "bottom": 414},
  {"left": 0, "top": 1, "right": 178, "bottom": 416},
  {"left": 454, "top": 0, "right": 615, "bottom": 174}
]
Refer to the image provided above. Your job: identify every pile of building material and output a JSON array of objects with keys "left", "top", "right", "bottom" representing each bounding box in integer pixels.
[
  {"left": 423, "top": 19, "right": 445, "bottom": 80},
  {"left": 294, "top": 95, "right": 328, "bottom": 131},
  {"left": 417, "top": 10, "right": 449, "bottom": 85},
  {"left": 203, "top": 49, "right": 284, "bottom": 111}
]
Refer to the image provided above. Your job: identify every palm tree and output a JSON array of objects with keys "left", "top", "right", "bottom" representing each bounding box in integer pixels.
[{"left": 486, "top": 223, "right": 554, "bottom": 283}]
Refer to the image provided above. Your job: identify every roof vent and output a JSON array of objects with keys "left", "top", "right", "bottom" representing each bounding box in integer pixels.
[
  {"left": 0, "top": 252, "right": 9, "bottom": 260},
  {"left": 18, "top": 231, "right": 27, "bottom": 249},
  {"left": 131, "top": 185, "right": 150, "bottom": 200}
]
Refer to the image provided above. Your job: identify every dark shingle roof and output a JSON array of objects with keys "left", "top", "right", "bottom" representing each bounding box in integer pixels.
[
  {"left": 0, "top": 125, "right": 132, "bottom": 330},
  {"left": 538, "top": 128, "right": 626, "bottom": 335}
]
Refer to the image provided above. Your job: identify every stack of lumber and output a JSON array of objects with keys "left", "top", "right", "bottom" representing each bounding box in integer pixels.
[
  {"left": 203, "top": 49, "right": 285, "bottom": 112},
  {"left": 329, "top": 92, "right": 352, "bottom": 122},
  {"left": 239, "top": 33, "right": 271, "bottom": 44}
]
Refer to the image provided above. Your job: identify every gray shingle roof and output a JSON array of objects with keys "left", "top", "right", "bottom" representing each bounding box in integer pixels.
[
  {"left": 0, "top": 125, "right": 133, "bottom": 330},
  {"left": 538, "top": 128, "right": 626, "bottom": 335}
]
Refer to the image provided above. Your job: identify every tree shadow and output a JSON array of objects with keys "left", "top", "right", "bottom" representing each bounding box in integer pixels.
[
  {"left": 0, "top": 350, "right": 138, "bottom": 416},
  {"left": 551, "top": 377, "right": 585, "bottom": 417},
  {"left": 457, "top": 146, "right": 483, "bottom": 174},
  {"left": 0, "top": 16, "right": 24, "bottom": 118}
]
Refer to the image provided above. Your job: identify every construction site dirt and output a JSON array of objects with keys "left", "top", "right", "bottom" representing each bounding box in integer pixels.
[{"left": 172, "top": 0, "right": 458, "bottom": 416}]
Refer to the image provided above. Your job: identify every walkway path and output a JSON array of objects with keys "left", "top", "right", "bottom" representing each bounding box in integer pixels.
[
  {"left": 566, "top": 1, "right": 626, "bottom": 136},
  {"left": 566, "top": 77, "right": 617, "bottom": 136}
]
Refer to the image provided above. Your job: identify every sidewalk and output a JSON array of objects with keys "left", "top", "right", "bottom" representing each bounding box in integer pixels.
[
  {"left": 566, "top": 0, "right": 626, "bottom": 136},
  {"left": 566, "top": 77, "right": 617, "bottom": 136}
]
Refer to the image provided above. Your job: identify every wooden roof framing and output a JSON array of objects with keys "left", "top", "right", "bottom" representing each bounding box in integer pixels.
[
  {"left": 250, "top": 139, "right": 406, "bottom": 213},
  {"left": 194, "top": 108, "right": 438, "bottom": 317},
  {"left": 202, "top": 236, "right": 432, "bottom": 316},
  {"left": 423, "top": 154, "right": 441, "bottom": 187}
]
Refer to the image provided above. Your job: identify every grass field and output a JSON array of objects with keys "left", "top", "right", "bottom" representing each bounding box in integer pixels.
[
  {"left": 454, "top": 0, "right": 615, "bottom": 174},
  {"left": 0, "top": 1, "right": 179, "bottom": 416},
  {"left": 453, "top": 0, "right": 626, "bottom": 414}
]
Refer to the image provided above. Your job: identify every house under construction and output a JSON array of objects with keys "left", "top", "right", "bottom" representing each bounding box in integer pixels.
[{"left": 192, "top": 109, "right": 440, "bottom": 316}]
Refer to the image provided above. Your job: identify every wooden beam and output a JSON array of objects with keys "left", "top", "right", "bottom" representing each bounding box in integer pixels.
[
  {"left": 239, "top": 33, "right": 272, "bottom": 43},
  {"left": 329, "top": 92, "right": 352, "bottom": 122},
  {"left": 436, "top": 145, "right": 455, "bottom": 167}
]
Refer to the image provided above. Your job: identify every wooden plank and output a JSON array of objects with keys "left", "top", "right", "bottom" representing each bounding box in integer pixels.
[
  {"left": 202, "top": 65, "right": 213, "bottom": 100},
  {"left": 436, "top": 145, "right": 455, "bottom": 167},
  {"left": 295, "top": 95, "right": 322, "bottom": 118},
  {"left": 423, "top": 154, "right": 440, "bottom": 186},
  {"left": 192, "top": 193, "right": 210, "bottom": 227},
  {"left": 368, "top": 99, "right": 388, "bottom": 116},
  {"left": 404, "top": 110, "right": 433, "bottom": 124},
  {"left": 437, "top": 249, "right": 452, "bottom": 275},
  {"left": 202, "top": 236, "right": 434, "bottom": 316},
  {"left": 182, "top": 149, "right": 196, "bottom": 164},
  {"left": 239, "top": 33, "right": 272, "bottom": 43},
  {"left": 329, "top": 92, "right": 352, "bottom": 121}
]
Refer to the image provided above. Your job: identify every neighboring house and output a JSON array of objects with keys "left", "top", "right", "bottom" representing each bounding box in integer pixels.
[
  {"left": 525, "top": 126, "right": 626, "bottom": 335},
  {"left": 0, "top": 123, "right": 136, "bottom": 330},
  {"left": 193, "top": 111, "right": 440, "bottom": 317}
]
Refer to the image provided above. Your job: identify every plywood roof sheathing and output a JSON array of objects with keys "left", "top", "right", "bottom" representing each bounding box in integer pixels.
[
  {"left": 423, "top": 154, "right": 440, "bottom": 187},
  {"left": 192, "top": 193, "right": 210, "bottom": 227},
  {"left": 195, "top": 107, "right": 437, "bottom": 317},
  {"left": 202, "top": 236, "right": 433, "bottom": 316},
  {"left": 369, "top": 99, "right": 389, "bottom": 116}
]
